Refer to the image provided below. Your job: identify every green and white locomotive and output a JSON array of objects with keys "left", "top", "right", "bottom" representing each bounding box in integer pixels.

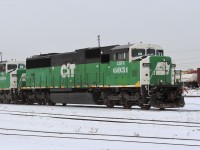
[
  {"left": 0, "top": 61, "right": 26, "bottom": 103},
  {"left": 0, "top": 43, "right": 185, "bottom": 109}
]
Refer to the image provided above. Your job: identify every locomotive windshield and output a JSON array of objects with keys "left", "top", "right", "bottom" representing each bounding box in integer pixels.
[
  {"left": 147, "top": 49, "right": 155, "bottom": 55},
  {"left": 156, "top": 50, "right": 163, "bottom": 56},
  {"left": 131, "top": 48, "right": 164, "bottom": 58},
  {"left": 7, "top": 64, "right": 17, "bottom": 70},
  {"left": 132, "top": 49, "right": 145, "bottom": 57},
  {"left": 18, "top": 64, "right": 26, "bottom": 69}
]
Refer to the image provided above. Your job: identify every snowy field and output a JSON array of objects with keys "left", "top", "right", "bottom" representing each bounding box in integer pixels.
[
  {"left": 184, "top": 88, "right": 200, "bottom": 97},
  {"left": 0, "top": 97, "right": 200, "bottom": 150}
]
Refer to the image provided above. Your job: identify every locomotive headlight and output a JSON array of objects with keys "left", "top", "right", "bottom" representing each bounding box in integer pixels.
[
  {"left": 172, "top": 64, "right": 176, "bottom": 68},
  {"left": 142, "top": 63, "right": 150, "bottom": 67}
]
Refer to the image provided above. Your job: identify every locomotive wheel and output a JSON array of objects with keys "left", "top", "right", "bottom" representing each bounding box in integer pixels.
[
  {"left": 122, "top": 103, "right": 132, "bottom": 109},
  {"left": 121, "top": 96, "right": 132, "bottom": 109},
  {"left": 3, "top": 99, "right": 11, "bottom": 104},
  {"left": 93, "top": 92, "right": 103, "bottom": 105},
  {"left": 27, "top": 99, "right": 33, "bottom": 105},
  {"left": 48, "top": 100, "right": 56, "bottom": 106},
  {"left": 106, "top": 100, "right": 114, "bottom": 108},
  {"left": 140, "top": 104, "right": 151, "bottom": 110},
  {"left": 14, "top": 99, "right": 20, "bottom": 104},
  {"left": 38, "top": 100, "right": 42, "bottom": 105},
  {"left": 46, "top": 96, "right": 56, "bottom": 106},
  {"left": 62, "top": 103, "right": 67, "bottom": 106},
  {"left": 48, "top": 102, "right": 56, "bottom": 106},
  {"left": 27, "top": 101, "right": 32, "bottom": 105}
]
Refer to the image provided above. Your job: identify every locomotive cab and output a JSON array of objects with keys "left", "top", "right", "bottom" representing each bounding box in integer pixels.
[
  {"left": 0, "top": 61, "right": 26, "bottom": 104},
  {"left": 110, "top": 43, "right": 184, "bottom": 109},
  {"left": 129, "top": 45, "right": 184, "bottom": 109},
  {"left": 0, "top": 61, "right": 26, "bottom": 89}
]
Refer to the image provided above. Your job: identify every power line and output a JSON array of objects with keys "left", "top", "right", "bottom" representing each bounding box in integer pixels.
[
  {"left": 166, "top": 52, "right": 200, "bottom": 57},
  {"left": 173, "top": 57, "right": 200, "bottom": 61},
  {"left": 176, "top": 63, "right": 200, "bottom": 65},
  {"left": 166, "top": 49, "right": 200, "bottom": 53}
]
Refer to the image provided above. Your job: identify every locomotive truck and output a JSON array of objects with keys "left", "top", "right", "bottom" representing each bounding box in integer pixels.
[{"left": 0, "top": 43, "right": 185, "bottom": 109}]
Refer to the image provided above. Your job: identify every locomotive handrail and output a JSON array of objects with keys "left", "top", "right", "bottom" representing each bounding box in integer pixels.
[{"left": 18, "top": 75, "right": 23, "bottom": 89}]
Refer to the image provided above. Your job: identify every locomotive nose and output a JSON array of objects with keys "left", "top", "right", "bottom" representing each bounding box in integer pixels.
[{"left": 149, "top": 56, "right": 172, "bottom": 85}]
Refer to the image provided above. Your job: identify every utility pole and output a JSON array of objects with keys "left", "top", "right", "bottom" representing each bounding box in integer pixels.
[
  {"left": 97, "top": 35, "right": 100, "bottom": 47},
  {"left": 0, "top": 52, "right": 2, "bottom": 62}
]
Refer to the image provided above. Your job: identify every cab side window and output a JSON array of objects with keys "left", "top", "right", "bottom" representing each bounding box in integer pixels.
[
  {"left": 113, "top": 53, "right": 128, "bottom": 61},
  {"left": 0, "top": 64, "right": 6, "bottom": 72}
]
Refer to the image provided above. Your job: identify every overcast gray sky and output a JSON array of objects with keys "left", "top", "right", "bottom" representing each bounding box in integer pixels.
[{"left": 0, "top": 0, "right": 200, "bottom": 70}]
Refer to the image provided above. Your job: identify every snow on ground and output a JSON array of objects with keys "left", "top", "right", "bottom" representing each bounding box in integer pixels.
[
  {"left": 0, "top": 97, "right": 200, "bottom": 150},
  {"left": 183, "top": 88, "right": 200, "bottom": 97}
]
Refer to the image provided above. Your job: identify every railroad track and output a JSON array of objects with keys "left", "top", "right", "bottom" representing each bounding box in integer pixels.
[
  {"left": 55, "top": 103, "right": 200, "bottom": 112},
  {"left": 1, "top": 102, "right": 200, "bottom": 113},
  {"left": 0, "top": 109, "right": 199, "bottom": 128},
  {"left": 0, "top": 107, "right": 200, "bottom": 148},
  {"left": 184, "top": 95, "right": 200, "bottom": 97},
  {"left": 0, "top": 127, "right": 200, "bottom": 147}
]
